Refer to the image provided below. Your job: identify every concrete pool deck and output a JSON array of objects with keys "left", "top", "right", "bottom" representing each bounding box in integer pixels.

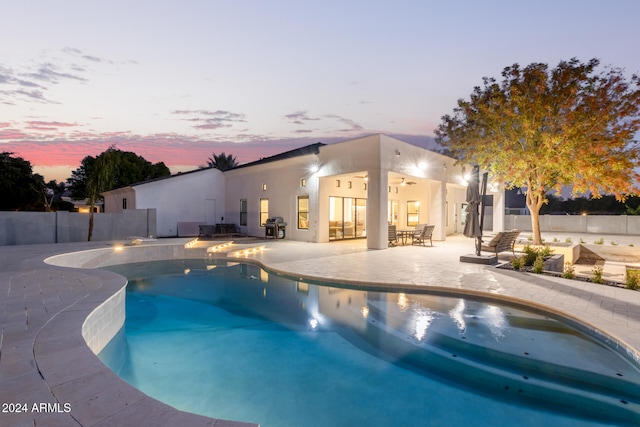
[{"left": 1, "top": 233, "right": 639, "bottom": 426}]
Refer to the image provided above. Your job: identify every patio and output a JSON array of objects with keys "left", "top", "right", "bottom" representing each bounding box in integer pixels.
[{"left": 1, "top": 233, "right": 639, "bottom": 426}]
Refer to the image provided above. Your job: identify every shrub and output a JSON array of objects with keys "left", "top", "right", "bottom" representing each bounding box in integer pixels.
[
  {"left": 522, "top": 245, "right": 538, "bottom": 266},
  {"left": 562, "top": 263, "right": 575, "bottom": 279},
  {"left": 611, "top": 241, "right": 618, "bottom": 246},
  {"left": 594, "top": 238, "right": 604, "bottom": 245},
  {"left": 511, "top": 256, "right": 525, "bottom": 270},
  {"left": 532, "top": 255, "right": 545, "bottom": 274},
  {"left": 626, "top": 269, "right": 640, "bottom": 290},
  {"left": 522, "top": 244, "right": 554, "bottom": 266},
  {"left": 591, "top": 266, "right": 604, "bottom": 284},
  {"left": 565, "top": 237, "right": 572, "bottom": 244},
  {"left": 538, "top": 245, "right": 554, "bottom": 258},
  {"left": 580, "top": 238, "right": 586, "bottom": 244},
  {"left": 553, "top": 237, "right": 559, "bottom": 243}
]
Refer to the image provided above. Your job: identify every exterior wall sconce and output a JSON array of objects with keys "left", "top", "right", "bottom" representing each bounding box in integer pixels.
[
  {"left": 395, "top": 149, "right": 401, "bottom": 156},
  {"left": 348, "top": 181, "right": 352, "bottom": 189},
  {"left": 336, "top": 179, "right": 341, "bottom": 187},
  {"left": 262, "top": 183, "right": 267, "bottom": 191},
  {"left": 301, "top": 178, "right": 307, "bottom": 188}
]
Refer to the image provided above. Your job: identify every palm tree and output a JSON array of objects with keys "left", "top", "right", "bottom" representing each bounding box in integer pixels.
[
  {"left": 207, "top": 152, "right": 238, "bottom": 171},
  {"left": 86, "top": 148, "right": 117, "bottom": 241}
]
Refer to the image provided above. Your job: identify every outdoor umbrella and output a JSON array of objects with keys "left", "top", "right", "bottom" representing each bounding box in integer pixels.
[{"left": 463, "top": 165, "right": 482, "bottom": 255}]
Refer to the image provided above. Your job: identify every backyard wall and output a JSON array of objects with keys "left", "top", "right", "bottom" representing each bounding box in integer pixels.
[
  {"left": 0, "top": 209, "right": 156, "bottom": 246},
  {"left": 505, "top": 214, "right": 640, "bottom": 235}
]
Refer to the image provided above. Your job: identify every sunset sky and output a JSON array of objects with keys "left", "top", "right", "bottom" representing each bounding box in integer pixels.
[{"left": 3, "top": 1, "right": 640, "bottom": 182}]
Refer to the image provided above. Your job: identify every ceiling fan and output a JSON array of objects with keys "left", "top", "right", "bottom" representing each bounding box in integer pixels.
[{"left": 399, "top": 178, "right": 417, "bottom": 185}]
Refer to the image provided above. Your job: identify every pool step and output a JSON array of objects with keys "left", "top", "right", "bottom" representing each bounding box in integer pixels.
[{"left": 354, "top": 305, "right": 640, "bottom": 425}]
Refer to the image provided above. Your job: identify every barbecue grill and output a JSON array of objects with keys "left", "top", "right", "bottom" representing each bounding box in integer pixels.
[{"left": 264, "top": 216, "right": 287, "bottom": 239}]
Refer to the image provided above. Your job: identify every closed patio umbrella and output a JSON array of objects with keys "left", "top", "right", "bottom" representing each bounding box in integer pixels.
[{"left": 463, "top": 165, "right": 482, "bottom": 255}]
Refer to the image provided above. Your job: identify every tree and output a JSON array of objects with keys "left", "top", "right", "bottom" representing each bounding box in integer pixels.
[
  {"left": 86, "top": 148, "right": 118, "bottom": 241},
  {"left": 67, "top": 148, "right": 171, "bottom": 199},
  {"left": 436, "top": 58, "right": 640, "bottom": 244},
  {"left": 0, "top": 152, "right": 45, "bottom": 211},
  {"left": 66, "top": 146, "right": 171, "bottom": 240},
  {"left": 207, "top": 152, "right": 238, "bottom": 171}
]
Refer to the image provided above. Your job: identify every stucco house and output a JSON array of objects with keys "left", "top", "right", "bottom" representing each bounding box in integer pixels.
[{"left": 103, "top": 134, "right": 504, "bottom": 249}]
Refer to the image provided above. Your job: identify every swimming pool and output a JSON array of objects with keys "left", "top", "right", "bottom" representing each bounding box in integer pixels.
[{"left": 99, "top": 259, "right": 640, "bottom": 426}]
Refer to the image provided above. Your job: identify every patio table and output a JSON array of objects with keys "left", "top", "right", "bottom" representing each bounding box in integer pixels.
[{"left": 397, "top": 229, "right": 415, "bottom": 245}]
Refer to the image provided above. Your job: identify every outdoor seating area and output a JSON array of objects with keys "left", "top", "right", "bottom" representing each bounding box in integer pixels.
[
  {"left": 412, "top": 224, "right": 435, "bottom": 246},
  {"left": 389, "top": 224, "right": 435, "bottom": 246},
  {"left": 198, "top": 224, "right": 243, "bottom": 239},
  {"left": 480, "top": 229, "right": 521, "bottom": 255}
]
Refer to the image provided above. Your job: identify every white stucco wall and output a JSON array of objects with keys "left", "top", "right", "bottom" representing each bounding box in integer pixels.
[
  {"left": 224, "top": 153, "right": 319, "bottom": 241},
  {"left": 222, "top": 134, "right": 501, "bottom": 248},
  {"left": 104, "top": 168, "right": 226, "bottom": 237}
]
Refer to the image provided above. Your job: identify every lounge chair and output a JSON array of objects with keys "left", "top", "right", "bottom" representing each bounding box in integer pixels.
[
  {"left": 480, "top": 229, "right": 521, "bottom": 255},
  {"left": 388, "top": 224, "right": 398, "bottom": 246},
  {"left": 412, "top": 224, "right": 435, "bottom": 247}
]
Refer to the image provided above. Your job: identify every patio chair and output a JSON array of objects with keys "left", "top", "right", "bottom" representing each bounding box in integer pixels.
[
  {"left": 388, "top": 224, "right": 398, "bottom": 246},
  {"left": 480, "top": 229, "right": 521, "bottom": 255},
  {"left": 412, "top": 224, "right": 435, "bottom": 247}
]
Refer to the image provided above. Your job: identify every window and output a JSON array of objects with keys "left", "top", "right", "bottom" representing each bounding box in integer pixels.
[
  {"left": 298, "top": 196, "right": 309, "bottom": 229},
  {"left": 388, "top": 200, "right": 399, "bottom": 226},
  {"left": 122, "top": 198, "right": 127, "bottom": 210},
  {"left": 407, "top": 201, "right": 420, "bottom": 226},
  {"left": 240, "top": 199, "right": 247, "bottom": 226},
  {"left": 260, "top": 198, "right": 269, "bottom": 226}
]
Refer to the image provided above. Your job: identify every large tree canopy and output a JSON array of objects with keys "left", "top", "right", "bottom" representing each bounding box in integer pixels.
[
  {"left": 436, "top": 58, "right": 640, "bottom": 244},
  {"left": 0, "top": 152, "right": 45, "bottom": 211},
  {"left": 67, "top": 147, "right": 171, "bottom": 199}
]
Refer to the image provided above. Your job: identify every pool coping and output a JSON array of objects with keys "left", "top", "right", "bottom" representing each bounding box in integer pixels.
[{"left": 1, "top": 237, "right": 639, "bottom": 426}]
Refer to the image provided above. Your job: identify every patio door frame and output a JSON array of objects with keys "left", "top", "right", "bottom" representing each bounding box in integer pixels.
[{"left": 328, "top": 196, "right": 367, "bottom": 241}]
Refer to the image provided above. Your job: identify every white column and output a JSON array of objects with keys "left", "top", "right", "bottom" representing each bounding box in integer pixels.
[
  {"left": 492, "top": 190, "right": 505, "bottom": 232},
  {"left": 366, "top": 168, "right": 389, "bottom": 249},
  {"left": 429, "top": 181, "right": 447, "bottom": 241}
]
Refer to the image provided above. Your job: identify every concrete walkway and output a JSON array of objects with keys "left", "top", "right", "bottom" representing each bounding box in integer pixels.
[{"left": 0, "top": 234, "right": 639, "bottom": 426}]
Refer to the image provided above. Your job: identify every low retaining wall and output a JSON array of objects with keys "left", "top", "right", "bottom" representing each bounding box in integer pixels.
[
  {"left": 0, "top": 209, "right": 157, "bottom": 246},
  {"left": 506, "top": 214, "right": 640, "bottom": 235}
]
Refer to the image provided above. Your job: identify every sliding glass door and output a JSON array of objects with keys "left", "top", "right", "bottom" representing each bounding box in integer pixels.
[{"left": 329, "top": 197, "right": 367, "bottom": 240}]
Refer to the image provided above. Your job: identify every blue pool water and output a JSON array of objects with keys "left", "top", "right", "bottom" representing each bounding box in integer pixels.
[{"left": 99, "top": 259, "right": 640, "bottom": 426}]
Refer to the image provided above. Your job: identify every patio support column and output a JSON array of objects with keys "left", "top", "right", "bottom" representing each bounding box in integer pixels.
[
  {"left": 366, "top": 168, "right": 389, "bottom": 249},
  {"left": 492, "top": 189, "right": 505, "bottom": 232},
  {"left": 429, "top": 181, "right": 447, "bottom": 241}
]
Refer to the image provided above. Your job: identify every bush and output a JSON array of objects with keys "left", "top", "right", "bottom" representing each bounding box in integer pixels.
[
  {"left": 591, "top": 266, "right": 604, "bottom": 284},
  {"left": 562, "top": 263, "right": 575, "bottom": 279},
  {"left": 522, "top": 245, "right": 538, "bottom": 266},
  {"left": 511, "top": 256, "right": 525, "bottom": 270},
  {"left": 626, "top": 269, "right": 640, "bottom": 290},
  {"left": 522, "top": 244, "right": 554, "bottom": 266},
  {"left": 594, "top": 238, "right": 604, "bottom": 245},
  {"left": 532, "top": 255, "right": 545, "bottom": 274}
]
